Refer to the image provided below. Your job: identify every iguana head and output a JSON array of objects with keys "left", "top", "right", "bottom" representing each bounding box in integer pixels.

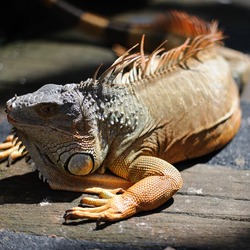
[{"left": 6, "top": 81, "right": 108, "bottom": 182}]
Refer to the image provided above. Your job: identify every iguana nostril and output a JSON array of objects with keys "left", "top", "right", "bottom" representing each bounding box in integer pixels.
[{"left": 66, "top": 153, "right": 93, "bottom": 176}]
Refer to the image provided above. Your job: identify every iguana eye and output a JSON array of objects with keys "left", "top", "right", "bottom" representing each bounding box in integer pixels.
[{"left": 35, "top": 103, "right": 59, "bottom": 117}]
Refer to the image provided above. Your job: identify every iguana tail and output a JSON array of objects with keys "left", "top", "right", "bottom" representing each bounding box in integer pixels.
[{"left": 40, "top": 0, "right": 219, "bottom": 50}]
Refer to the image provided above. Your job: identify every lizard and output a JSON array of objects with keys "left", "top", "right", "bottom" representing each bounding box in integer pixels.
[
  {"left": 1, "top": 7, "right": 249, "bottom": 164},
  {"left": 3, "top": 16, "right": 244, "bottom": 224}
]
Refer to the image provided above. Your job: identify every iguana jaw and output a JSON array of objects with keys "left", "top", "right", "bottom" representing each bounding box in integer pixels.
[
  {"left": 7, "top": 126, "right": 97, "bottom": 187},
  {"left": 6, "top": 109, "right": 97, "bottom": 181}
]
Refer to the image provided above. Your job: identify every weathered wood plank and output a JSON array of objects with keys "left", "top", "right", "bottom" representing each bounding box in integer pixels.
[
  {"left": 1, "top": 162, "right": 249, "bottom": 249},
  {"left": 180, "top": 164, "right": 250, "bottom": 200},
  {"left": 1, "top": 203, "right": 249, "bottom": 249}
]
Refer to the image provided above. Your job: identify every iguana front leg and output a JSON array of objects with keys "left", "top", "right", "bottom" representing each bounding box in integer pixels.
[{"left": 64, "top": 156, "right": 183, "bottom": 223}]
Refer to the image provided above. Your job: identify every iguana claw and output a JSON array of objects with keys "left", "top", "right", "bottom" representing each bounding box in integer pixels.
[{"left": 0, "top": 135, "right": 27, "bottom": 165}]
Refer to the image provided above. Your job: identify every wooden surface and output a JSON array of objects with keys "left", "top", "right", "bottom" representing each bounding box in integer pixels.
[
  {"left": 0, "top": 2, "right": 250, "bottom": 249},
  {"left": 0, "top": 159, "right": 250, "bottom": 249}
]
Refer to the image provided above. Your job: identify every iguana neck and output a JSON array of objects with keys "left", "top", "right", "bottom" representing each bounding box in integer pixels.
[{"left": 78, "top": 80, "right": 147, "bottom": 165}]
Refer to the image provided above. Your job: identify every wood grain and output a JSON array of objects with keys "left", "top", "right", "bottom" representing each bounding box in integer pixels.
[{"left": 1, "top": 161, "right": 249, "bottom": 249}]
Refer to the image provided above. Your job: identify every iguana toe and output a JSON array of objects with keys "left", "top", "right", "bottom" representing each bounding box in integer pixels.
[
  {"left": 81, "top": 197, "right": 109, "bottom": 206},
  {"left": 84, "top": 187, "right": 125, "bottom": 198},
  {"left": 0, "top": 135, "right": 27, "bottom": 164}
]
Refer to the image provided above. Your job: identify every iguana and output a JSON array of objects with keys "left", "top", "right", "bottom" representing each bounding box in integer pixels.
[{"left": 1, "top": 11, "right": 249, "bottom": 224}]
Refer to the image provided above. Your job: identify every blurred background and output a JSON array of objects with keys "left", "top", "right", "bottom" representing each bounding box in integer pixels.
[{"left": 0, "top": 0, "right": 249, "bottom": 102}]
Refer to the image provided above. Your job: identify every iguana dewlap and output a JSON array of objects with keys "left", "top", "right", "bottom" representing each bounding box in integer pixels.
[{"left": 4, "top": 20, "right": 243, "bottom": 223}]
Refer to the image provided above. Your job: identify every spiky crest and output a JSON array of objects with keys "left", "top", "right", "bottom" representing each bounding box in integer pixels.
[
  {"left": 165, "top": 10, "right": 223, "bottom": 38},
  {"left": 98, "top": 21, "right": 223, "bottom": 86}
]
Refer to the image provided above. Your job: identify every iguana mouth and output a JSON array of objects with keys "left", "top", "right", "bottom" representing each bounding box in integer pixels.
[{"left": 6, "top": 115, "right": 18, "bottom": 125}]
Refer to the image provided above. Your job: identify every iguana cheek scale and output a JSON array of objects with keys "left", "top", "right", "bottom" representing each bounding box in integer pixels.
[{"left": 4, "top": 18, "right": 244, "bottom": 223}]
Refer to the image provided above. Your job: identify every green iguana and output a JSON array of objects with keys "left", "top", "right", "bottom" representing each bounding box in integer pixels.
[{"left": 1, "top": 10, "right": 250, "bottom": 224}]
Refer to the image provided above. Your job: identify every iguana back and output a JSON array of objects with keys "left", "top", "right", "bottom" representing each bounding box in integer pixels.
[{"left": 132, "top": 46, "right": 240, "bottom": 163}]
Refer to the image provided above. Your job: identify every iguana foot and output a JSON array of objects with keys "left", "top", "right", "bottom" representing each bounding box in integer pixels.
[
  {"left": 64, "top": 187, "right": 127, "bottom": 222},
  {"left": 0, "top": 135, "right": 27, "bottom": 165},
  {"left": 64, "top": 192, "right": 137, "bottom": 223}
]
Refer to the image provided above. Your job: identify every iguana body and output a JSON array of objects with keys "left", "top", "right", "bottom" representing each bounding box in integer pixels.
[{"left": 2, "top": 11, "right": 249, "bottom": 223}]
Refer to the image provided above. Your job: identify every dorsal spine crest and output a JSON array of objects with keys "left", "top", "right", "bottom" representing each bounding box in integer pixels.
[{"left": 98, "top": 21, "right": 223, "bottom": 87}]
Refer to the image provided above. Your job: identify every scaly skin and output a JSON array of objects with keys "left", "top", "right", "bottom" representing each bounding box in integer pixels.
[{"left": 2, "top": 12, "right": 249, "bottom": 224}]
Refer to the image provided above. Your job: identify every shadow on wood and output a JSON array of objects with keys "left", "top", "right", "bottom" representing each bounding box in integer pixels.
[{"left": 0, "top": 170, "right": 83, "bottom": 204}]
